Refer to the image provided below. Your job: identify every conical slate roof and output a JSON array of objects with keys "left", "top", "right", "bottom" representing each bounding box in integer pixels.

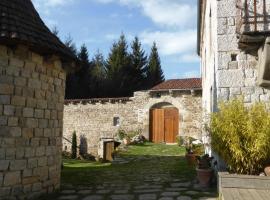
[{"left": 0, "top": 0, "right": 75, "bottom": 61}]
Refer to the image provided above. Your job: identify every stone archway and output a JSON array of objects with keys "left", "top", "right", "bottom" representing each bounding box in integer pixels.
[{"left": 149, "top": 102, "right": 179, "bottom": 143}]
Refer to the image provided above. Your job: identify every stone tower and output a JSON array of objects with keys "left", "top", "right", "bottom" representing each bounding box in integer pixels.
[{"left": 0, "top": 0, "right": 75, "bottom": 199}]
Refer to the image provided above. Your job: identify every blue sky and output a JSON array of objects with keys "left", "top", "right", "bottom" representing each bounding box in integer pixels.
[{"left": 32, "top": 0, "right": 200, "bottom": 80}]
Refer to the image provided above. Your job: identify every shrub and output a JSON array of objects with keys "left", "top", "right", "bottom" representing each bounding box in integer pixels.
[
  {"left": 193, "top": 144, "right": 204, "bottom": 155},
  {"left": 210, "top": 98, "right": 270, "bottom": 175},
  {"left": 62, "top": 151, "right": 72, "bottom": 159},
  {"left": 116, "top": 129, "right": 127, "bottom": 140},
  {"left": 71, "top": 131, "right": 77, "bottom": 159},
  {"left": 176, "top": 136, "right": 184, "bottom": 146}
]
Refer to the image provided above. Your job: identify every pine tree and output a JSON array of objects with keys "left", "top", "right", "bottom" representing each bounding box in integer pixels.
[
  {"left": 64, "top": 34, "right": 77, "bottom": 56},
  {"left": 92, "top": 50, "right": 106, "bottom": 80},
  {"left": 106, "top": 34, "right": 131, "bottom": 97},
  {"left": 130, "top": 37, "right": 147, "bottom": 91},
  {"left": 71, "top": 131, "right": 77, "bottom": 159},
  {"left": 65, "top": 35, "right": 78, "bottom": 99},
  {"left": 90, "top": 51, "right": 106, "bottom": 97},
  {"left": 146, "top": 42, "right": 165, "bottom": 88},
  {"left": 76, "top": 44, "right": 92, "bottom": 98}
]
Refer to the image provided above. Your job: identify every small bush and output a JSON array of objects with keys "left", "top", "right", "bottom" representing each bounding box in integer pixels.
[
  {"left": 192, "top": 144, "right": 204, "bottom": 155},
  {"left": 116, "top": 129, "right": 127, "bottom": 140},
  {"left": 62, "top": 151, "right": 72, "bottom": 159},
  {"left": 210, "top": 99, "right": 270, "bottom": 175},
  {"left": 176, "top": 136, "right": 184, "bottom": 146},
  {"left": 71, "top": 131, "right": 77, "bottom": 159}
]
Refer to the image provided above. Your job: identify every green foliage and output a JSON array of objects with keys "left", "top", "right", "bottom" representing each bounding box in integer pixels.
[
  {"left": 176, "top": 136, "right": 186, "bottom": 146},
  {"left": 146, "top": 42, "right": 165, "bottom": 88},
  {"left": 116, "top": 130, "right": 127, "bottom": 140},
  {"left": 65, "top": 33, "right": 164, "bottom": 99},
  {"left": 192, "top": 144, "right": 204, "bottom": 155},
  {"left": 130, "top": 37, "right": 148, "bottom": 91},
  {"left": 71, "top": 131, "right": 77, "bottom": 159},
  {"left": 184, "top": 136, "right": 201, "bottom": 154},
  {"left": 106, "top": 34, "right": 131, "bottom": 97},
  {"left": 210, "top": 98, "right": 270, "bottom": 175}
]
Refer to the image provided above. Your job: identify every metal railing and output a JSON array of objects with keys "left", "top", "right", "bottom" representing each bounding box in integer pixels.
[{"left": 237, "top": 0, "right": 270, "bottom": 34}]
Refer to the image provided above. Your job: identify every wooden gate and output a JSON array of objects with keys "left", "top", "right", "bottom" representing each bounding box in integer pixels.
[{"left": 150, "top": 108, "right": 179, "bottom": 143}]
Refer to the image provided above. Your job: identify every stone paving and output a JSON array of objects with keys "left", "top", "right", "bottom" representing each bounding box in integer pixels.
[
  {"left": 42, "top": 145, "right": 217, "bottom": 200},
  {"left": 52, "top": 180, "right": 216, "bottom": 200}
]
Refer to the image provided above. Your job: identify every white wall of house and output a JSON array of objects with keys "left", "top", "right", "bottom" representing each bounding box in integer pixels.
[
  {"left": 200, "top": 0, "right": 270, "bottom": 169},
  {"left": 200, "top": 0, "right": 218, "bottom": 155}
]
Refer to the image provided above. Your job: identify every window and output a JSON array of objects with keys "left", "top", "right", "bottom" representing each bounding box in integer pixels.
[
  {"left": 231, "top": 54, "right": 237, "bottom": 61},
  {"left": 156, "top": 93, "right": 161, "bottom": 98},
  {"left": 113, "top": 117, "right": 120, "bottom": 126}
]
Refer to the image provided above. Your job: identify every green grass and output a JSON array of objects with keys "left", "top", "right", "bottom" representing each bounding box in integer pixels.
[
  {"left": 120, "top": 142, "right": 186, "bottom": 156},
  {"left": 63, "top": 159, "right": 110, "bottom": 168},
  {"left": 61, "top": 142, "right": 194, "bottom": 186}
]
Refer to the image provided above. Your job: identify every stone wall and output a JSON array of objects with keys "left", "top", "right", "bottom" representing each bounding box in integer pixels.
[
  {"left": 216, "top": 0, "right": 270, "bottom": 103},
  {"left": 200, "top": 0, "right": 270, "bottom": 166},
  {"left": 201, "top": 0, "right": 270, "bottom": 121},
  {"left": 63, "top": 90, "right": 202, "bottom": 157},
  {"left": 0, "top": 45, "right": 66, "bottom": 199}
]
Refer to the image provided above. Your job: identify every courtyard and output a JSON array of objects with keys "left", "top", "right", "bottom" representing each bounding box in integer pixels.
[{"left": 42, "top": 143, "right": 217, "bottom": 200}]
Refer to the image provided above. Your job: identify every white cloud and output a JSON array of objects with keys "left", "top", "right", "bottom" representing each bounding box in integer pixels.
[
  {"left": 140, "top": 30, "right": 197, "bottom": 56},
  {"left": 168, "top": 70, "right": 200, "bottom": 79},
  {"left": 93, "top": 0, "right": 196, "bottom": 28},
  {"left": 181, "top": 70, "right": 200, "bottom": 78},
  {"left": 33, "top": 0, "right": 74, "bottom": 7},
  {"left": 179, "top": 54, "right": 200, "bottom": 63}
]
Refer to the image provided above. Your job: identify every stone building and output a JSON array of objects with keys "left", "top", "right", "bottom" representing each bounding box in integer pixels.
[
  {"left": 198, "top": 0, "right": 270, "bottom": 155},
  {"left": 0, "top": 0, "right": 75, "bottom": 199},
  {"left": 63, "top": 78, "right": 202, "bottom": 157}
]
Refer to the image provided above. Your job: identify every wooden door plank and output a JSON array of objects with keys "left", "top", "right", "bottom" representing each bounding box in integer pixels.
[
  {"left": 151, "top": 109, "right": 164, "bottom": 143},
  {"left": 164, "top": 108, "right": 179, "bottom": 143}
]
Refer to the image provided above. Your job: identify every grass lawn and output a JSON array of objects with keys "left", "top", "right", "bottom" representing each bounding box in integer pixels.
[
  {"left": 61, "top": 142, "right": 194, "bottom": 186},
  {"left": 120, "top": 142, "right": 186, "bottom": 156}
]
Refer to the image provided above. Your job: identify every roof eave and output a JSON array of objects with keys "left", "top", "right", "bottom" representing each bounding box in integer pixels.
[{"left": 149, "top": 88, "right": 202, "bottom": 92}]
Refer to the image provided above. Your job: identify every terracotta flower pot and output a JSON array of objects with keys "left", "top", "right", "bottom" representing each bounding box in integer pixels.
[
  {"left": 196, "top": 168, "right": 213, "bottom": 187},
  {"left": 185, "top": 153, "right": 197, "bottom": 166},
  {"left": 264, "top": 166, "right": 270, "bottom": 176}
]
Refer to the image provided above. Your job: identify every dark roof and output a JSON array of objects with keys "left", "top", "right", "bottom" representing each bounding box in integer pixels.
[
  {"left": 0, "top": 0, "right": 75, "bottom": 61},
  {"left": 151, "top": 78, "right": 202, "bottom": 91}
]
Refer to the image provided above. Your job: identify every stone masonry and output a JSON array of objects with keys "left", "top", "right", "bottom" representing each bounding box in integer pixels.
[
  {"left": 198, "top": 0, "right": 270, "bottom": 164},
  {"left": 216, "top": 0, "right": 270, "bottom": 104},
  {"left": 200, "top": 0, "right": 270, "bottom": 113},
  {"left": 0, "top": 45, "right": 66, "bottom": 199},
  {"left": 63, "top": 90, "right": 202, "bottom": 157}
]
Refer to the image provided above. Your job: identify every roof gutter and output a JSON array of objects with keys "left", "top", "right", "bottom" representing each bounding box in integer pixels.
[{"left": 197, "top": 0, "right": 202, "bottom": 56}]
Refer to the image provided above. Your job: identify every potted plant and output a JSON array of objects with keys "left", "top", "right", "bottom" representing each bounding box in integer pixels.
[
  {"left": 185, "top": 137, "right": 203, "bottom": 166},
  {"left": 185, "top": 145, "right": 196, "bottom": 166},
  {"left": 196, "top": 154, "right": 214, "bottom": 187}
]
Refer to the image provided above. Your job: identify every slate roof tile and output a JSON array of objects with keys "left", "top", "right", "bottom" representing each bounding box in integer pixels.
[{"left": 0, "top": 0, "right": 75, "bottom": 61}]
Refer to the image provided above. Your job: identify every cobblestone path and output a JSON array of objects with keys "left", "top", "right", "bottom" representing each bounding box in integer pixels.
[{"left": 43, "top": 144, "right": 217, "bottom": 200}]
